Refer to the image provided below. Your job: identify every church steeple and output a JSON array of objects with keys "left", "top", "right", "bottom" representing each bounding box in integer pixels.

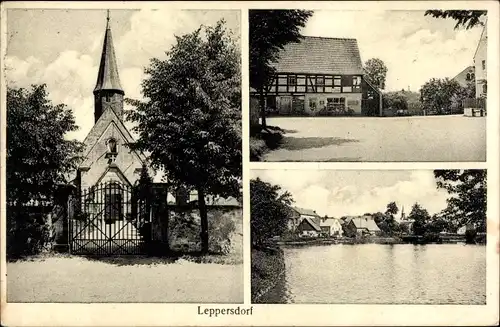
[{"left": 93, "top": 10, "right": 124, "bottom": 123}]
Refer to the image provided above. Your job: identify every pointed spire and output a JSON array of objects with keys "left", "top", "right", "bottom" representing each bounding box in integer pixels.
[{"left": 94, "top": 10, "right": 124, "bottom": 95}]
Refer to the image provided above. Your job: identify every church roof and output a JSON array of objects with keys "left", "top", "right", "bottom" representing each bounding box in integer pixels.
[{"left": 94, "top": 15, "right": 124, "bottom": 94}]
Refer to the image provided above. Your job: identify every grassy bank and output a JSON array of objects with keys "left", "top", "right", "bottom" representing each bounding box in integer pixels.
[
  {"left": 251, "top": 247, "right": 286, "bottom": 303},
  {"left": 250, "top": 125, "right": 284, "bottom": 161}
]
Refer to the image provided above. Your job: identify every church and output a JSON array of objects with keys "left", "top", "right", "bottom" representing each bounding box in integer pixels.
[
  {"left": 62, "top": 13, "right": 241, "bottom": 255},
  {"left": 75, "top": 14, "right": 151, "bottom": 191}
]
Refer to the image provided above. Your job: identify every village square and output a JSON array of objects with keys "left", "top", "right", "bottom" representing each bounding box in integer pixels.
[
  {"left": 5, "top": 9, "right": 243, "bottom": 303},
  {"left": 250, "top": 10, "right": 487, "bottom": 162}
]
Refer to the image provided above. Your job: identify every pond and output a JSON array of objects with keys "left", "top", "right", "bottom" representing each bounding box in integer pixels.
[{"left": 281, "top": 244, "right": 486, "bottom": 304}]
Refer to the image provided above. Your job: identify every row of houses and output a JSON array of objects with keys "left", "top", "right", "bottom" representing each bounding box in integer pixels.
[{"left": 287, "top": 206, "right": 382, "bottom": 238}]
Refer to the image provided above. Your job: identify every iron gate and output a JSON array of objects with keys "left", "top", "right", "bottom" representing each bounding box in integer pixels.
[{"left": 69, "top": 182, "right": 150, "bottom": 255}]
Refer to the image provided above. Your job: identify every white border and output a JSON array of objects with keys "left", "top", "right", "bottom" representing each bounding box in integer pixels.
[{"left": 1, "top": 1, "right": 499, "bottom": 326}]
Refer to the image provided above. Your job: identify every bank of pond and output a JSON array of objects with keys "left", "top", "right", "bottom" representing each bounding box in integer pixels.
[{"left": 272, "top": 233, "right": 486, "bottom": 247}]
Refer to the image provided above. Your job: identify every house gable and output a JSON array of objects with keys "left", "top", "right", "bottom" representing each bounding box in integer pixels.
[{"left": 79, "top": 108, "right": 149, "bottom": 189}]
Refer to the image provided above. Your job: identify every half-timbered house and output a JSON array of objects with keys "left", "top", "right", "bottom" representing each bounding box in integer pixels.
[{"left": 254, "top": 36, "right": 382, "bottom": 116}]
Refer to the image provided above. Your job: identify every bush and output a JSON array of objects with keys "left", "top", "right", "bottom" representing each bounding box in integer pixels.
[
  {"left": 250, "top": 137, "right": 267, "bottom": 161},
  {"left": 7, "top": 208, "right": 51, "bottom": 259},
  {"left": 207, "top": 209, "right": 237, "bottom": 254},
  {"left": 168, "top": 208, "right": 239, "bottom": 255},
  {"left": 261, "top": 129, "right": 283, "bottom": 150}
]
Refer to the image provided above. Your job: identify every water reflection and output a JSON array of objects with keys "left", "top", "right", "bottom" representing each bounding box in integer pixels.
[{"left": 279, "top": 244, "right": 485, "bottom": 304}]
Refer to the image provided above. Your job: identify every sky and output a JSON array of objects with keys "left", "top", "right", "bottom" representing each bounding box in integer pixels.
[
  {"left": 301, "top": 10, "right": 485, "bottom": 92},
  {"left": 5, "top": 9, "right": 241, "bottom": 141},
  {"left": 251, "top": 170, "right": 450, "bottom": 219}
]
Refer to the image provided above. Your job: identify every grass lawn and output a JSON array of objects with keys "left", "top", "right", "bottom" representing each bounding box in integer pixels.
[
  {"left": 7, "top": 254, "right": 243, "bottom": 303},
  {"left": 262, "top": 115, "right": 486, "bottom": 162}
]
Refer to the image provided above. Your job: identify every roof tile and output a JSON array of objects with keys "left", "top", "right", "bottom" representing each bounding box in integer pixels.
[{"left": 272, "top": 36, "right": 364, "bottom": 75}]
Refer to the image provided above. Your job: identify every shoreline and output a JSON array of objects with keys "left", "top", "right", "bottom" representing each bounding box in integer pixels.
[{"left": 273, "top": 236, "right": 486, "bottom": 247}]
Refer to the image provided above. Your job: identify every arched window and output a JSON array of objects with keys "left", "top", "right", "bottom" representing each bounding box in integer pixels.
[
  {"left": 107, "top": 138, "right": 117, "bottom": 153},
  {"left": 104, "top": 182, "right": 123, "bottom": 222}
]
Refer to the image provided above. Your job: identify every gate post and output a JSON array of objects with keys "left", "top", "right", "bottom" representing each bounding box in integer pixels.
[
  {"left": 150, "top": 184, "right": 170, "bottom": 255},
  {"left": 52, "top": 184, "right": 75, "bottom": 252}
]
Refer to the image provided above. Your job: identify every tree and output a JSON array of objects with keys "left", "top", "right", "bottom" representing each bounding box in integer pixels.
[
  {"left": 364, "top": 58, "right": 388, "bottom": 90},
  {"left": 127, "top": 20, "right": 241, "bottom": 254},
  {"left": 385, "top": 202, "right": 399, "bottom": 216},
  {"left": 250, "top": 10, "right": 313, "bottom": 127},
  {"left": 425, "top": 10, "right": 487, "bottom": 30},
  {"left": 409, "top": 203, "right": 431, "bottom": 236},
  {"left": 383, "top": 92, "right": 408, "bottom": 111},
  {"left": 372, "top": 210, "right": 399, "bottom": 237},
  {"left": 452, "top": 81, "right": 476, "bottom": 113},
  {"left": 426, "top": 215, "right": 451, "bottom": 234},
  {"left": 434, "top": 170, "right": 486, "bottom": 233},
  {"left": 420, "top": 78, "right": 462, "bottom": 114},
  {"left": 7, "top": 84, "right": 83, "bottom": 256},
  {"left": 7, "top": 84, "right": 83, "bottom": 205},
  {"left": 251, "top": 178, "right": 293, "bottom": 247}
]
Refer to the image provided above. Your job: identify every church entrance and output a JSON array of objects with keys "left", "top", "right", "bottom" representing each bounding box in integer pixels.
[{"left": 69, "top": 181, "right": 150, "bottom": 255}]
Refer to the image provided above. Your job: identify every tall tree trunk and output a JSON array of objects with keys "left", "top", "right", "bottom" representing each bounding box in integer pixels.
[
  {"left": 198, "top": 187, "right": 209, "bottom": 254},
  {"left": 259, "top": 87, "right": 266, "bottom": 128}
]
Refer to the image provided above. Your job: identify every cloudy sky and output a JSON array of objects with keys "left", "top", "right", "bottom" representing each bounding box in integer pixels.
[
  {"left": 251, "top": 169, "right": 450, "bottom": 218},
  {"left": 301, "top": 10, "right": 485, "bottom": 92},
  {"left": 5, "top": 9, "right": 240, "bottom": 141}
]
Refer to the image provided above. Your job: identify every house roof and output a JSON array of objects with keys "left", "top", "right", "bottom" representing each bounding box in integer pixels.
[
  {"left": 300, "top": 217, "right": 322, "bottom": 232},
  {"left": 351, "top": 216, "right": 381, "bottom": 232},
  {"left": 271, "top": 36, "right": 364, "bottom": 75},
  {"left": 292, "top": 206, "right": 320, "bottom": 217},
  {"left": 473, "top": 21, "right": 487, "bottom": 60},
  {"left": 320, "top": 218, "right": 341, "bottom": 227},
  {"left": 452, "top": 65, "right": 474, "bottom": 81}
]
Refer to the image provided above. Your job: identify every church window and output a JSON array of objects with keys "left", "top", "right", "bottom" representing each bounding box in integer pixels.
[
  {"left": 104, "top": 182, "right": 123, "bottom": 222},
  {"left": 107, "top": 138, "right": 117, "bottom": 153},
  {"left": 105, "top": 94, "right": 111, "bottom": 102}
]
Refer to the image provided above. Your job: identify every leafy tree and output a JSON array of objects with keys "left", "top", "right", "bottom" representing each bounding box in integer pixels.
[
  {"left": 420, "top": 78, "right": 462, "bottom": 114},
  {"left": 373, "top": 210, "right": 399, "bottom": 236},
  {"left": 383, "top": 92, "right": 408, "bottom": 111},
  {"left": 409, "top": 203, "right": 431, "bottom": 236},
  {"left": 426, "top": 214, "right": 451, "bottom": 234},
  {"left": 250, "top": 10, "right": 313, "bottom": 127},
  {"left": 364, "top": 58, "right": 388, "bottom": 90},
  {"left": 7, "top": 84, "right": 83, "bottom": 257},
  {"left": 7, "top": 84, "right": 83, "bottom": 205},
  {"left": 385, "top": 202, "right": 399, "bottom": 216},
  {"left": 434, "top": 170, "right": 486, "bottom": 233},
  {"left": 251, "top": 178, "right": 293, "bottom": 247},
  {"left": 425, "top": 10, "right": 487, "bottom": 30},
  {"left": 127, "top": 20, "right": 241, "bottom": 254}
]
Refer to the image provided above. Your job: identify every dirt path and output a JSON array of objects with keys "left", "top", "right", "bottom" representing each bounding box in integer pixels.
[{"left": 7, "top": 256, "right": 243, "bottom": 303}]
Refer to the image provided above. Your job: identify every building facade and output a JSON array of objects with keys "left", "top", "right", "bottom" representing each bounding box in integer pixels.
[
  {"left": 473, "top": 23, "right": 487, "bottom": 99},
  {"left": 253, "top": 36, "right": 382, "bottom": 117},
  {"left": 319, "top": 216, "right": 344, "bottom": 237},
  {"left": 287, "top": 206, "right": 321, "bottom": 232}
]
